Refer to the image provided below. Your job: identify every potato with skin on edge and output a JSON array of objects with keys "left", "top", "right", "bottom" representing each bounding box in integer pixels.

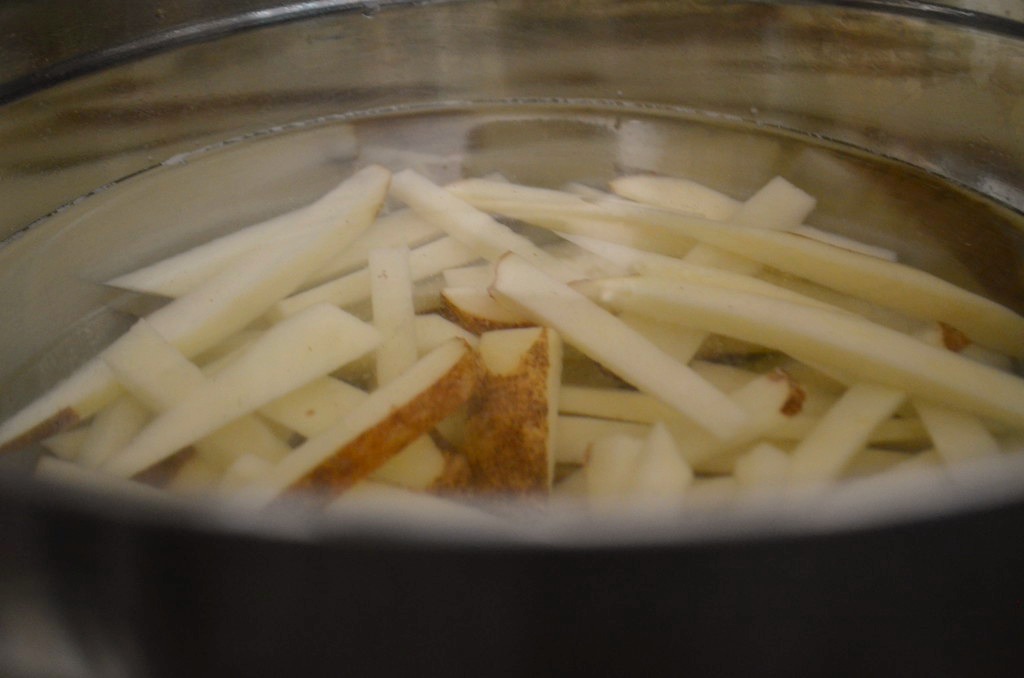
[{"left": 464, "top": 326, "right": 563, "bottom": 494}]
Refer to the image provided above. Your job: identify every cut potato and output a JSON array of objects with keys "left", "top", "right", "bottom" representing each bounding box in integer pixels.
[
  {"left": 370, "top": 247, "right": 418, "bottom": 387},
  {"left": 787, "top": 383, "right": 907, "bottom": 485},
  {"left": 77, "top": 395, "right": 150, "bottom": 469},
  {"left": 103, "top": 304, "right": 381, "bottom": 478},
  {"left": 577, "top": 276, "right": 1024, "bottom": 427},
  {"left": 452, "top": 179, "right": 1024, "bottom": 356},
  {"left": 631, "top": 423, "right": 694, "bottom": 501},
  {"left": 584, "top": 434, "right": 645, "bottom": 500},
  {"left": 440, "top": 287, "right": 533, "bottom": 335},
  {"left": 491, "top": 254, "right": 747, "bottom": 439},
  {"left": 371, "top": 436, "right": 448, "bottom": 490},
  {"left": 464, "top": 327, "right": 562, "bottom": 493},
  {"left": 913, "top": 399, "right": 1000, "bottom": 465},
  {"left": 413, "top": 314, "right": 479, "bottom": 354},
  {"left": 555, "top": 416, "right": 651, "bottom": 465},
  {"left": 610, "top": 174, "right": 741, "bottom": 220},
  {"left": 391, "top": 170, "right": 584, "bottom": 282},
  {"left": 0, "top": 166, "right": 390, "bottom": 455},
  {"left": 249, "top": 338, "right": 481, "bottom": 502},
  {"left": 42, "top": 427, "right": 91, "bottom": 461},
  {"left": 107, "top": 170, "right": 399, "bottom": 298},
  {"left": 272, "top": 235, "right": 479, "bottom": 319},
  {"left": 733, "top": 442, "right": 791, "bottom": 489},
  {"left": 259, "top": 377, "right": 367, "bottom": 439},
  {"left": 681, "top": 175, "right": 815, "bottom": 274}
]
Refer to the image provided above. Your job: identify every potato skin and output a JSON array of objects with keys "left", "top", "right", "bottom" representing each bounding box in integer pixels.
[
  {"left": 464, "top": 328, "right": 556, "bottom": 494},
  {"left": 289, "top": 345, "right": 482, "bottom": 496}
]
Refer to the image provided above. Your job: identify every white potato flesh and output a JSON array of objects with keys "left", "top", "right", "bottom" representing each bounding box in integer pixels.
[
  {"left": 77, "top": 395, "right": 150, "bottom": 469},
  {"left": 370, "top": 247, "right": 419, "bottom": 387},
  {"left": 556, "top": 416, "right": 651, "bottom": 465},
  {"left": 220, "top": 454, "right": 274, "bottom": 490},
  {"left": 103, "top": 304, "right": 381, "bottom": 478},
  {"left": 913, "top": 399, "right": 1001, "bottom": 465},
  {"left": 370, "top": 436, "right": 448, "bottom": 490},
  {"left": 413, "top": 314, "right": 479, "bottom": 354},
  {"left": 617, "top": 312, "right": 706, "bottom": 367},
  {"left": 451, "top": 179, "right": 1024, "bottom": 356},
  {"left": 391, "top": 170, "right": 585, "bottom": 282},
  {"left": 491, "top": 254, "right": 747, "bottom": 439},
  {"left": 440, "top": 287, "right": 532, "bottom": 334},
  {"left": 259, "top": 377, "right": 367, "bottom": 439},
  {"left": 443, "top": 263, "right": 495, "bottom": 289},
  {"left": 326, "top": 481, "right": 505, "bottom": 529},
  {"left": 769, "top": 413, "right": 929, "bottom": 447},
  {"left": 103, "top": 319, "right": 290, "bottom": 474},
  {"left": 584, "top": 434, "right": 645, "bottom": 500},
  {"left": 631, "top": 423, "right": 694, "bottom": 500},
  {"left": 245, "top": 338, "right": 479, "bottom": 502},
  {"left": 609, "top": 174, "right": 741, "bottom": 220},
  {"left": 271, "top": 235, "right": 479, "bottom": 319},
  {"left": 578, "top": 276, "right": 1024, "bottom": 427},
  {"left": 733, "top": 442, "right": 791, "bottom": 489},
  {"left": 42, "top": 428, "right": 91, "bottom": 461},
  {"left": 682, "top": 176, "right": 816, "bottom": 273},
  {"left": 0, "top": 166, "right": 390, "bottom": 455},
  {"left": 559, "top": 386, "right": 684, "bottom": 425},
  {"left": 35, "top": 457, "right": 170, "bottom": 501},
  {"left": 787, "top": 383, "right": 907, "bottom": 485},
  {"left": 106, "top": 169, "right": 395, "bottom": 298}
]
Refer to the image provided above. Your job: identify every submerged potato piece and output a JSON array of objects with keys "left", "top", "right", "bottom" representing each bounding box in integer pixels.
[
  {"left": 555, "top": 416, "right": 651, "bottom": 465},
  {"left": 464, "top": 327, "right": 563, "bottom": 493},
  {"left": 76, "top": 395, "right": 150, "bottom": 469},
  {"left": 440, "top": 287, "right": 533, "bottom": 335},
  {"left": 453, "top": 178, "right": 1024, "bottom": 356},
  {"left": 631, "top": 423, "right": 694, "bottom": 501},
  {"left": 578, "top": 276, "right": 1024, "bottom": 428},
  {"left": 259, "top": 377, "right": 367, "bottom": 439},
  {"left": 272, "top": 235, "right": 479, "bottom": 319},
  {"left": 253, "top": 338, "right": 481, "bottom": 501},
  {"left": 584, "top": 434, "right": 644, "bottom": 500},
  {"left": 103, "top": 304, "right": 381, "bottom": 478},
  {"left": 913, "top": 399, "right": 1001, "bottom": 465},
  {"left": 391, "top": 169, "right": 583, "bottom": 282},
  {"left": 491, "top": 254, "right": 747, "bottom": 439},
  {"left": 787, "top": 383, "right": 907, "bottom": 485},
  {"left": 0, "top": 166, "right": 390, "bottom": 456}
]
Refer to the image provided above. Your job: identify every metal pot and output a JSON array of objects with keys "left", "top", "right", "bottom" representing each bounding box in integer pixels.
[{"left": 1, "top": 2, "right": 1023, "bottom": 676}]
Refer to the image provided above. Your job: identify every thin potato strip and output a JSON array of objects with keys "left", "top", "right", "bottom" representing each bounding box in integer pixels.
[
  {"left": 609, "top": 174, "right": 741, "bottom": 220},
  {"left": 103, "top": 304, "right": 381, "bottom": 478},
  {"left": 76, "top": 395, "right": 150, "bottom": 469},
  {"left": 577, "top": 276, "right": 1024, "bottom": 427},
  {"left": 272, "top": 235, "right": 479, "bottom": 319},
  {"left": 42, "top": 427, "right": 91, "bottom": 461},
  {"left": 107, "top": 171, "right": 395, "bottom": 298},
  {"left": 451, "top": 178, "right": 1024, "bottom": 356},
  {"left": 556, "top": 416, "right": 651, "bottom": 465},
  {"left": 681, "top": 176, "right": 815, "bottom": 273},
  {"left": 0, "top": 166, "right": 390, "bottom": 455},
  {"left": 491, "top": 254, "right": 747, "bottom": 439},
  {"left": 913, "top": 399, "right": 1001, "bottom": 465},
  {"left": 787, "top": 383, "right": 907, "bottom": 485},
  {"left": 392, "top": 170, "right": 586, "bottom": 282},
  {"left": 251, "top": 338, "right": 480, "bottom": 501},
  {"left": 259, "top": 377, "right": 367, "bottom": 438},
  {"left": 370, "top": 247, "right": 419, "bottom": 387}
]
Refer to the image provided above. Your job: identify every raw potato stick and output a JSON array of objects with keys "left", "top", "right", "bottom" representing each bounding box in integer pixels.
[
  {"left": 103, "top": 304, "right": 381, "bottom": 478},
  {"left": 76, "top": 396, "right": 150, "bottom": 469},
  {"left": 464, "top": 327, "right": 563, "bottom": 493},
  {"left": 556, "top": 416, "right": 652, "bottom": 465},
  {"left": 259, "top": 377, "right": 368, "bottom": 439},
  {"left": 452, "top": 178, "right": 1024, "bottom": 356},
  {"left": 577, "top": 276, "right": 1024, "bottom": 428},
  {"left": 106, "top": 171, "right": 391, "bottom": 297},
  {"left": 491, "top": 253, "right": 747, "bottom": 439},
  {"left": 787, "top": 383, "right": 907, "bottom": 485},
  {"left": 370, "top": 247, "right": 419, "bottom": 386},
  {"left": 440, "top": 287, "right": 533, "bottom": 335},
  {"left": 0, "top": 166, "right": 390, "bottom": 455},
  {"left": 248, "top": 338, "right": 481, "bottom": 502},
  {"left": 913, "top": 399, "right": 1001, "bottom": 465},
  {"left": 103, "top": 319, "right": 290, "bottom": 474},
  {"left": 391, "top": 169, "right": 585, "bottom": 282},
  {"left": 630, "top": 423, "right": 694, "bottom": 501},
  {"left": 369, "top": 246, "right": 449, "bottom": 489},
  {"left": 272, "top": 236, "right": 479, "bottom": 319},
  {"left": 681, "top": 176, "right": 816, "bottom": 273}
]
